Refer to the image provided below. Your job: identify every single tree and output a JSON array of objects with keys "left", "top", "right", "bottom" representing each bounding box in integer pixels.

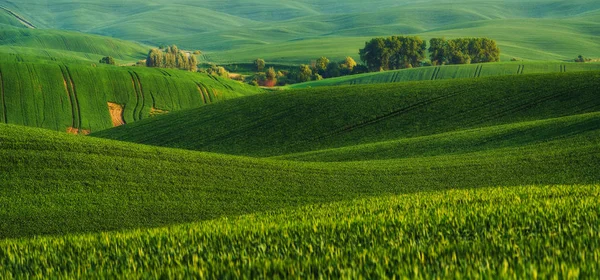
[
  {"left": 254, "top": 58, "right": 266, "bottom": 72},
  {"left": 188, "top": 55, "right": 199, "bottom": 72},
  {"left": 297, "top": 64, "right": 313, "bottom": 82},
  {"left": 315, "top": 56, "right": 330, "bottom": 75},
  {"left": 341, "top": 57, "right": 357, "bottom": 71},
  {"left": 266, "top": 67, "right": 277, "bottom": 80}
]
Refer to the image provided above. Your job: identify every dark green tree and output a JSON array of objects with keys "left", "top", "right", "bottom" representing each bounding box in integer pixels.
[
  {"left": 99, "top": 56, "right": 116, "bottom": 65},
  {"left": 254, "top": 58, "right": 266, "bottom": 72}
]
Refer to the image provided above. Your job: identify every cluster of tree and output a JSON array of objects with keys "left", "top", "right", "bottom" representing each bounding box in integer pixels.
[
  {"left": 429, "top": 38, "right": 500, "bottom": 65},
  {"left": 248, "top": 57, "right": 365, "bottom": 87},
  {"left": 203, "top": 64, "right": 230, "bottom": 78},
  {"left": 146, "top": 45, "right": 198, "bottom": 72},
  {"left": 574, "top": 55, "right": 593, "bottom": 63},
  {"left": 359, "top": 36, "right": 501, "bottom": 71},
  {"left": 359, "top": 36, "right": 427, "bottom": 72},
  {"left": 99, "top": 56, "right": 116, "bottom": 65}
]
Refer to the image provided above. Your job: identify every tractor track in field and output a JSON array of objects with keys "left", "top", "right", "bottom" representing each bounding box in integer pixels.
[
  {"left": 474, "top": 65, "right": 483, "bottom": 78},
  {"left": 307, "top": 90, "right": 464, "bottom": 144},
  {"left": 0, "top": 69, "right": 7, "bottom": 124},
  {"left": 65, "top": 66, "right": 82, "bottom": 131},
  {"left": 59, "top": 65, "right": 77, "bottom": 131},
  {"left": 133, "top": 72, "right": 145, "bottom": 120},
  {"left": 0, "top": 5, "right": 36, "bottom": 29},
  {"left": 196, "top": 83, "right": 207, "bottom": 104},
  {"left": 128, "top": 72, "right": 141, "bottom": 121}
]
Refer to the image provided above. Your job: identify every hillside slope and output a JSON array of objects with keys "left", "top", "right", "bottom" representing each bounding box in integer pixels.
[
  {"left": 0, "top": 25, "right": 149, "bottom": 63},
  {"left": 1, "top": 121, "right": 598, "bottom": 238},
  {"left": 289, "top": 62, "right": 600, "bottom": 89},
  {"left": 0, "top": 60, "right": 261, "bottom": 133},
  {"left": 94, "top": 71, "right": 600, "bottom": 157}
]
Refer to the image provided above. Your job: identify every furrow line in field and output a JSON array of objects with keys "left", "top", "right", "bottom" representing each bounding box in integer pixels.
[
  {"left": 309, "top": 90, "right": 464, "bottom": 143},
  {"left": 128, "top": 72, "right": 140, "bottom": 121},
  {"left": 65, "top": 67, "right": 82, "bottom": 130},
  {"left": 468, "top": 85, "right": 594, "bottom": 127},
  {"left": 59, "top": 65, "right": 76, "bottom": 129},
  {"left": 196, "top": 83, "right": 207, "bottom": 104},
  {"left": 133, "top": 72, "right": 145, "bottom": 120},
  {"left": 0, "top": 69, "right": 6, "bottom": 124}
]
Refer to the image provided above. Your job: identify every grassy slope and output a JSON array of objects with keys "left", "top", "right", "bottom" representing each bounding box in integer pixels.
[
  {"left": 0, "top": 59, "right": 261, "bottom": 133},
  {"left": 275, "top": 112, "right": 600, "bottom": 162},
  {"left": 3, "top": 0, "right": 599, "bottom": 63},
  {"left": 289, "top": 62, "right": 600, "bottom": 89},
  {"left": 1, "top": 121, "right": 598, "bottom": 239},
  {"left": 94, "top": 71, "right": 600, "bottom": 157},
  {"left": 0, "top": 25, "right": 149, "bottom": 63},
  {"left": 1, "top": 184, "right": 598, "bottom": 278}
]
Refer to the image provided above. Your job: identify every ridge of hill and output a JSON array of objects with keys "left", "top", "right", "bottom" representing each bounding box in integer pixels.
[
  {"left": 288, "top": 62, "right": 600, "bottom": 89},
  {"left": 0, "top": 59, "right": 261, "bottom": 133},
  {"left": 94, "top": 71, "right": 600, "bottom": 157}
]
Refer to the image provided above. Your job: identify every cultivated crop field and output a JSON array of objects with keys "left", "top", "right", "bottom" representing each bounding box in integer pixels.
[
  {"left": 289, "top": 61, "right": 600, "bottom": 89},
  {"left": 0, "top": 59, "right": 260, "bottom": 133},
  {"left": 1, "top": 0, "right": 600, "bottom": 277},
  {"left": 2, "top": 185, "right": 598, "bottom": 278}
]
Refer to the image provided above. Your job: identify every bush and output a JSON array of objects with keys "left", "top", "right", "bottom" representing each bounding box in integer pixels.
[{"left": 99, "top": 56, "right": 116, "bottom": 65}]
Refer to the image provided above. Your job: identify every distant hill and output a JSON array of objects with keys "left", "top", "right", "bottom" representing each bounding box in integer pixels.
[
  {"left": 0, "top": 59, "right": 261, "bottom": 133},
  {"left": 2, "top": 0, "right": 599, "bottom": 63},
  {"left": 0, "top": 25, "right": 149, "bottom": 63}
]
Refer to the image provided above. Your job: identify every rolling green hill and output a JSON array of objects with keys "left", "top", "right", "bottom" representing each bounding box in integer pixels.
[
  {"left": 1, "top": 116, "right": 599, "bottom": 239},
  {"left": 0, "top": 25, "right": 149, "bottom": 63},
  {"left": 289, "top": 62, "right": 600, "bottom": 89},
  {"left": 94, "top": 71, "right": 600, "bottom": 157},
  {"left": 2, "top": 0, "right": 599, "bottom": 63},
  {"left": 0, "top": 60, "right": 261, "bottom": 133}
]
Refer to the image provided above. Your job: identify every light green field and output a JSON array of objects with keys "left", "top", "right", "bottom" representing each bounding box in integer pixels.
[
  {"left": 2, "top": 0, "right": 600, "bottom": 63},
  {"left": 289, "top": 61, "right": 600, "bottom": 88}
]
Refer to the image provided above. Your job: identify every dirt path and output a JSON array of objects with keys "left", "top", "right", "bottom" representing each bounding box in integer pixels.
[
  {"left": 0, "top": 6, "right": 36, "bottom": 29},
  {"left": 107, "top": 102, "right": 125, "bottom": 127}
]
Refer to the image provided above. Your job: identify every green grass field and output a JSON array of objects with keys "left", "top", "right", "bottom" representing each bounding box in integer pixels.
[
  {"left": 0, "top": 59, "right": 260, "bottom": 133},
  {"left": 2, "top": 1, "right": 600, "bottom": 277},
  {"left": 2, "top": 70, "right": 599, "bottom": 278},
  {"left": 0, "top": 25, "right": 149, "bottom": 63},
  {"left": 94, "top": 71, "right": 600, "bottom": 157},
  {"left": 289, "top": 61, "right": 600, "bottom": 88},
  {"left": 2, "top": 184, "right": 598, "bottom": 278}
]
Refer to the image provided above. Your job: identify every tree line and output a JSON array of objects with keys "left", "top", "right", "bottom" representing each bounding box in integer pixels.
[
  {"left": 146, "top": 45, "right": 199, "bottom": 72},
  {"left": 248, "top": 56, "right": 365, "bottom": 86},
  {"left": 360, "top": 36, "right": 500, "bottom": 71}
]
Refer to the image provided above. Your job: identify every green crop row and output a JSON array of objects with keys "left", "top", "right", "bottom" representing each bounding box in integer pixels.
[
  {"left": 289, "top": 62, "right": 600, "bottom": 89},
  {"left": 0, "top": 60, "right": 261, "bottom": 133},
  {"left": 1, "top": 185, "right": 598, "bottom": 278}
]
